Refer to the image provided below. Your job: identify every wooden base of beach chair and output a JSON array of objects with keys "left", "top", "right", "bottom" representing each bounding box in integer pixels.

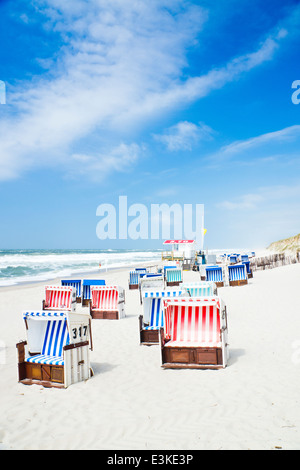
[
  {"left": 129, "top": 284, "right": 139, "bottom": 290},
  {"left": 215, "top": 281, "right": 224, "bottom": 288},
  {"left": 82, "top": 299, "right": 91, "bottom": 307},
  {"left": 17, "top": 360, "right": 65, "bottom": 388},
  {"left": 140, "top": 329, "right": 159, "bottom": 345},
  {"left": 76, "top": 297, "right": 81, "bottom": 303},
  {"left": 166, "top": 281, "right": 181, "bottom": 287},
  {"left": 229, "top": 279, "right": 248, "bottom": 287},
  {"left": 91, "top": 310, "right": 119, "bottom": 320},
  {"left": 161, "top": 346, "right": 223, "bottom": 369}
]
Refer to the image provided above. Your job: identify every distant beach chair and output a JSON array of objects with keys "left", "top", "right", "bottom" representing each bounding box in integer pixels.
[
  {"left": 128, "top": 269, "right": 147, "bottom": 290},
  {"left": 160, "top": 297, "right": 228, "bottom": 369},
  {"left": 61, "top": 280, "right": 82, "bottom": 303},
  {"left": 43, "top": 286, "right": 76, "bottom": 312},
  {"left": 205, "top": 265, "right": 224, "bottom": 287},
  {"left": 228, "top": 263, "right": 248, "bottom": 286},
  {"left": 16, "top": 310, "right": 93, "bottom": 388},
  {"left": 90, "top": 286, "right": 125, "bottom": 319},
  {"left": 241, "top": 260, "right": 253, "bottom": 279},
  {"left": 82, "top": 279, "right": 106, "bottom": 306},
  {"left": 240, "top": 254, "right": 249, "bottom": 263},
  {"left": 181, "top": 281, "right": 217, "bottom": 297},
  {"left": 139, "top": 274, "right": 164, "bottom": 304},
  {"left": 165, "top": 267, "right": 182, "bottom": 286},
  {"left": 229, "top": 255, "right": 238, "bottom": 264},
  {"left": 139, "top": 288, "right": 184, "bottom": 345},
  {"left": 163, "top": 265, "right": 177, "bottom": 277}
]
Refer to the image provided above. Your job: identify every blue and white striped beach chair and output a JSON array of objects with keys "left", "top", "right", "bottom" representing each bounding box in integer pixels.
[
  {"left": 129, "top": 270, "right": 140, "bottom": 290},
  {"left": 229, "top": 254, "right": 238, "bottom": 264},
  {"left": 242, "top": 260, "right": 253, "bottom": 278},
  {"left": 82, "top": 279, "right": 106, "bottom": 306},
  {"left": 228, "top": 263, "right": 248, "bottom": 286},
  {"left": 165, "top": 267, "right": 182, "bottom": 286},
  {"left": 205, "top": 265, "right": 224, "bottom": 287},
  {"left": 181, "top": 281, "right": 217, "bottom": 297},
  {"left": 61, "top": 280, "right": 82, "bottom": 302},
  {"left": 139, "top": 288, "right": 183, "bottom": 344},
  {"left": 240, "top": 254, "right": 249, "bottom": 263},
  {"left": 16, "top": 311, "right": 93, "bottom": 388}
]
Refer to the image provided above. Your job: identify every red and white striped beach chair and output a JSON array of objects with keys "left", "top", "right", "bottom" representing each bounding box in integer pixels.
[
  {"left": 160, "top": 297, "right": 228, "bottom": 369},
  {"left": 90, "top": 286, "right": 125, "bottom": 319},
  {"left": 42, "top": 286, "right": 76, "bottom": 312}
]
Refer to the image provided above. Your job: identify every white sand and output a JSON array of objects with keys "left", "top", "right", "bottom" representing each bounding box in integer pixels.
[{"left": 0, "top": 261, "right": 300, "bottom": 450}]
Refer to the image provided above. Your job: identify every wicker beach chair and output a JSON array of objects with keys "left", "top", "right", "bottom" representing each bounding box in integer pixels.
[
  {"left": 160, "top": 297, "right": 228, "bottom": 369},
  {"left": 205, "top": 265, "right": 224, "bottom": 287},
  {"left": 139, "top": 274, "right": 164, "bottom": 304},
  {"left": 82, "top": 279, "right": 106, "bottom": 306},
  {"left": 90, "top": 285, "right": 125, "bottom": 319},
  {"left": 61, "top": 280, "right": 82, "bottom": 303},
  {"left": 16, "top": 310, "right": 93, "bottom": 388},
  {"left": 228, "top": 263, "right": 248, "bottom": 286},
  {"left": 128, "top": 270, "right": 147, "bottom": 290},
  {"left": 181, "top": 281, "right": 217, "bottom": 297},
  {"left": 139, "top": 288, "right": 184, "bottom": 345},
  {"left": 165, "top": 267, "right": 182, "bottom": 286},
  {"left": 42, "top": 286, "right": 76, "bottom": 312}
]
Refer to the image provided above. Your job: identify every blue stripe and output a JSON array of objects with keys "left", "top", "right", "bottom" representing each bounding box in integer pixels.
[
  {"left": 52, "top": 321, "right": 62, "bottom": 357},
  {"left": 42, "top": 321, "right": 52, "bottom": 355}
]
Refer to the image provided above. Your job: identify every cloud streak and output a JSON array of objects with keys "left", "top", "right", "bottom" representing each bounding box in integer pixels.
[{"left": 0, "top": 0, "right": 292, "bottom": 181}]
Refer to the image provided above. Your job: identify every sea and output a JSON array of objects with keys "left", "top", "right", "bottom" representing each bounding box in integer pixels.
[
  {"left": 0, "top": 249, "right": 162, "bottom": 287},
  {"left": 0, "top": 247, "right": 252, "bottom": 287}
]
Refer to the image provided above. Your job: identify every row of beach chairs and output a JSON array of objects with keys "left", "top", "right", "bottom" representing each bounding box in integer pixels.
[
  {"left": 129, "top": 266, "right": 183, "bottom": 290},
  {"left": 205, "top": 262, "right": 253, "bottom": 287},
  {"left": 138, "top": 281, "right": 229, "bottom": 369}
]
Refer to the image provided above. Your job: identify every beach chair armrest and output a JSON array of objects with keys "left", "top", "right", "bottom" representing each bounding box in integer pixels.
[
  {"left": 16, "top": 341, "right": 27, "bottom": 363},
  {"left": 63, "top": 341, "right": 89, "bottom": 352},
  {"left": 139, "top": 315, "right": 143, "bottom": 331}
]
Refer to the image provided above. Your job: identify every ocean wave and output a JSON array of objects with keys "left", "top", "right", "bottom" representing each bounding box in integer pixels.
[{"left": 0, "top": 249, "right": 161, "bottom": 287}]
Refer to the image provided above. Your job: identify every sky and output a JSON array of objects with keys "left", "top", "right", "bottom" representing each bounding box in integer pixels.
[{"left": 0, "top": 0, "right": 300, "bottom": 250}]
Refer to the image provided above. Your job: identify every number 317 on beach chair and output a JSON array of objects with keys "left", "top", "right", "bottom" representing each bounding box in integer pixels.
[{"left": 16, "top": 310, "right": 93, "bottom": 389}]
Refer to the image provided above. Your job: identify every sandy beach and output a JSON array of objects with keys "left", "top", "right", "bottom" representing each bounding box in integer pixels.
[{"left": 0, "top": 259, "right": 300, "bottom": 450}]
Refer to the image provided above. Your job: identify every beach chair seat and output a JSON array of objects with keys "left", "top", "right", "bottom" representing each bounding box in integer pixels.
[
  {"left": 43, "top": 286, "right": 76, "bottom": 311},
  {"left": 61, "top": 280, "right": 82, "bottom": 303},
  {"left": 90, "top": 285, "right": 125, "bottom": 319},
  {"left": 228, "top": 263, "right": 248, "bottom": 286},
  {"left": 16, "top": 311, "right": 93, "bottom": 388},
  {"left": 205, "top": 266, "right": 224, "bottom": 287},
  {"left": 165, "top": 267, "right": 182, "bottom": 286},
  {"left": 139, "top": 288, "right": 183, "bottom": 345},
  {"left": 82, "top": 279, "right": 106, "bottom": 306},
  {"left": 181, "top": 281, "right": 217, "bottom": 297},
  {"left": 160, "top": 297, "right": 228, "bottom": 369}
]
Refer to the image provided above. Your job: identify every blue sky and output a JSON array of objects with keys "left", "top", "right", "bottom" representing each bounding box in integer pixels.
[{"left": 0, "top": 0, "right": 300, "bottom": 250}]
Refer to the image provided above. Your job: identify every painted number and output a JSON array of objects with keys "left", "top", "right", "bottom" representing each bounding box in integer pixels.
[{"left": 72, "top": 325, "right": 88, "bottom": 341}]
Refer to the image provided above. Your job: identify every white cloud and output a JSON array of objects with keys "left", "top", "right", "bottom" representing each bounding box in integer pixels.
[
  {"left": 0, "top": 0, "right": 291, "bottom": 181},
  {"left": 218, "top": 183, "right": 300, "bottom": 211},
  {"left": 219, "top": 125, "right": 300, "bottom": 157},
  {"left": 154, "top": 121, "right": 215, "bottom": 151},
  {"left": 69, "top": 143, "right": 142, "bottom": 181}
]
